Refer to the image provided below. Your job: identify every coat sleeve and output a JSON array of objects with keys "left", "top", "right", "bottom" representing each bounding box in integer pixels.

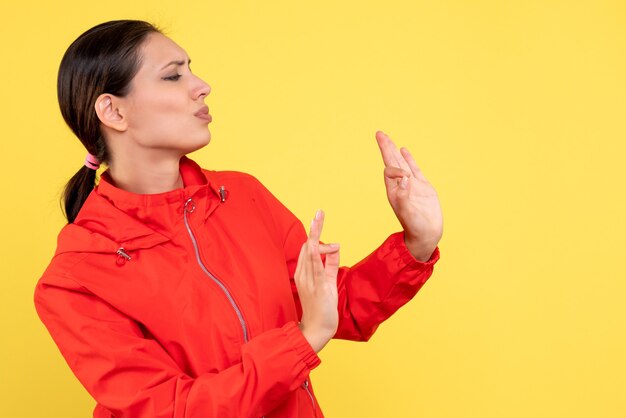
[
  {"left": 33, "top": 273, "right": 320, "bottom": 418},
  {"left": 251, "top": 176, "right": 440, "bottom": 342}
]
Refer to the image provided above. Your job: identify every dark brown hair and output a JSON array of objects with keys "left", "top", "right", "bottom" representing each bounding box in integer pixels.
[{"left": 58, "top": 19, "right": 163, "bottom": 223}]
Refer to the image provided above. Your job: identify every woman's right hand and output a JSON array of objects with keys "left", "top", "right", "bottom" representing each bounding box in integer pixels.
[{"left": 294, "top": 209, "right": 340, "bottom": 353}]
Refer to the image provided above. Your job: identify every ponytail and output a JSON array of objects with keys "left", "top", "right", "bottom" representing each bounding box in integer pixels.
[{"left": 62, "top": 165, "right": 97, "bottom": 223}]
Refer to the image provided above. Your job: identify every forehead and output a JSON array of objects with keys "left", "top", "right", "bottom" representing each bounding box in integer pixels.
[{"left": 138, "top": 33, "right": 188, "bottom": 72}]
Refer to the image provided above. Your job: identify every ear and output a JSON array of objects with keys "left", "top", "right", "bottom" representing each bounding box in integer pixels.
[{"left": 95, "top": 94, "right": 128, "bottom": 132}]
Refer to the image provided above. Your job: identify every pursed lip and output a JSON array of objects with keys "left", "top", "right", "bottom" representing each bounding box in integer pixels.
[
  {"left": 194, "top": 105, "right": 212, "bottom": 122},
  {"left": 194, "top": 105, "right": 209, "bottom": 116}
]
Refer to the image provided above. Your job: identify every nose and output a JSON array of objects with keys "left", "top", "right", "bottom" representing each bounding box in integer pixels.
[{"left": 193, "top": 76, "right": 211, "bottom": 100}]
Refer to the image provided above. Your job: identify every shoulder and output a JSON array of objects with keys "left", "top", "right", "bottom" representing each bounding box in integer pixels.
[
  {"left": 199, "top": 167, "right": 298, "bottom": 223},
  {"left": 33, "top": 251, "right": 91, "bottom": 317},
  {"left": 201, "top": 168, "right": 260, "bottom": 183},
  {"left": 201, "top": 168, "right": 274, "bottom": 196}
]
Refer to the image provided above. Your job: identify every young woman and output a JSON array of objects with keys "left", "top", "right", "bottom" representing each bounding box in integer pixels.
[{"left": 34, "top": 19, "right": 443, "bottom": 418}]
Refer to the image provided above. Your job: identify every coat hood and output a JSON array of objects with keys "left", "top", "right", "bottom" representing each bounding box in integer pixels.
[{"left": 55, "top": 156, "right": 225, "bottom": 257}]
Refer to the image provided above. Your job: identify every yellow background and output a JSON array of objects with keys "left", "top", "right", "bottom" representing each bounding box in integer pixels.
[{"left": 1, "top": 0, "right": 625, "bottom": 417}]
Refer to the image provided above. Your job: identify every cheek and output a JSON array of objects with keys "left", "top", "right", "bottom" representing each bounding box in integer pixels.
[
  {"left": 140, "top": 90, "right": 185, "bottom": 118},
  {"left": 129, "top": 92, "right": 188, "bottom": 139}
]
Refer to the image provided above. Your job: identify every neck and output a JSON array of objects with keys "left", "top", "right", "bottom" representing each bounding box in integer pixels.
[{"left": 105, "top": 153, "right": 184, "bottom": 195}]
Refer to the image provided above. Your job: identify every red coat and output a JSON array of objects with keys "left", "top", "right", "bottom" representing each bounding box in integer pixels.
[{"left": 34, "top": 156, "right": 440, "bottom": 418}]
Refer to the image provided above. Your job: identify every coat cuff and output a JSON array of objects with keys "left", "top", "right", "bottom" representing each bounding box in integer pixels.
[
  {"left": 389, "top": 231, "right": 440, "bottom": 268},
  {"left": 282, "top": 321, "right": 321, "bottom": 371}
]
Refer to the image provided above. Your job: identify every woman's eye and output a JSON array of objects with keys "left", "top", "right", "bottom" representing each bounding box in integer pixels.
[{"left": 164, "top": 74, "right": 182, "bottom": 81}]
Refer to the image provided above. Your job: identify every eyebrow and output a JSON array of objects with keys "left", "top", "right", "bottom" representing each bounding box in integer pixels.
[{"left": 161, "top": 57, "right": 192, "bottom": 70}]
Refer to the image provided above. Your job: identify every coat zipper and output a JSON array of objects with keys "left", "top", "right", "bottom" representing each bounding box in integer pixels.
[
  {"left": 259, "top": 381, "right": 316, "bottom": 418},
  {"left": 183, "top": 197, "right": 249, "bottom": 343},
  {"left": 303, "top": 379, "right": 317, "bottom": 417},
  {"left": 184, "top": 197, "right": 315, "bottom": 418}
]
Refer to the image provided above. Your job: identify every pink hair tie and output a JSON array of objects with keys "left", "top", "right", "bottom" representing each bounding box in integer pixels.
[{"left": 85, "top": 153, "right": 101, "bottom": 170}]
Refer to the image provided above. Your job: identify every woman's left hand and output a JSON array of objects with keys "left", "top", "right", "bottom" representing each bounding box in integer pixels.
[{"left": 375, "top": 130, "right": 443, "bottom": 262}]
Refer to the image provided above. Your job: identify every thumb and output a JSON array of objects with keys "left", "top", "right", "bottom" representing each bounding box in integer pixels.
[
  {"left": 323, "top": 246, "right": 340, "bottom": 284},
  {"left": 395, "top": 175, "right": 412, "bottom": 200}
]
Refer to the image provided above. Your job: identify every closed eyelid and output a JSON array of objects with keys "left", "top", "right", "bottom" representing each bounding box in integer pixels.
[{"left": 161, "top": 57, "right": 192, "bottom": 70}]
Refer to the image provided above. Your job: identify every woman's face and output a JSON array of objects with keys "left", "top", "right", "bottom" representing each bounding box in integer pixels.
[{"left": 119, "top": 32, "right": 212, "bottom": 156}]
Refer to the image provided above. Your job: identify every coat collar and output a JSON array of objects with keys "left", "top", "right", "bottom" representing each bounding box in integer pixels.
[{"left": 55, "top": 156, "right": 224, "bottom": 256}]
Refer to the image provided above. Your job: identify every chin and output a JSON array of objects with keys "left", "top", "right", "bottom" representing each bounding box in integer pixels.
[{"left": 186, "top": 132, "right": 211, "bottom": 153}]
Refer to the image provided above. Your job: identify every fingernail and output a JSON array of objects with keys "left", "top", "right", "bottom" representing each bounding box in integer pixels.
[
  {"left": 400, "top": 176, "right": 408, "bottom": 189},
  {"left": 315, "top": 209, "right": 322, "bottom": 220}
]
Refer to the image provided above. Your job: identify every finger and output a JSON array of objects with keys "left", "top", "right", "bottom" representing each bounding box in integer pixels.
[
  {"left": 382, "top": 166, "right": 412, "bottom": 193},
  {"left": 306, "top": 232, "right": 322, "bottom": 275},
  {"left": 389, "top": 138, "right": 412, "bottom": 173},
  {"left": 294, "top": 243, "right": 306, "bottom": 287},
  {"left": 318, "top": 243, "right": 340, "bottom": 254},
  {"left": 310, "top": 242, "right": 326, "bottom": 285},
  {"left": 302, "top": 243, "right": 315, "bottom": 289},
  {"left": 375, "top": 131, "right": 398, "bottom": 168},
  {"left": 398, "top": 175, "right": 411, "bottom": 192},
  {"left": 308, "top": 209, "right": 324, "bottom": 244},
  {"left": 400, "top": 147, "right": 427, "bottom": 181},
  {"left": 323, "top": 249, "right": 339, "bottom": 285},
  {"left": 376, "top": 131, "right": 411, "bottom": 172},
  {"left": 384, "top": 166, "right": 411, "bottom": 180}
]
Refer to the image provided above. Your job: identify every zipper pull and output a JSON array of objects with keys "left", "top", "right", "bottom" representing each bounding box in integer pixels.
[
  {"left": 116, "top": 247, "right": 131, "bottom": 266},
  {"left": 184, "top": 197, "right": 196, "bottom": 213},
  {"left": 219, "top": 185, "right": 228, "bottom": 203}
]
